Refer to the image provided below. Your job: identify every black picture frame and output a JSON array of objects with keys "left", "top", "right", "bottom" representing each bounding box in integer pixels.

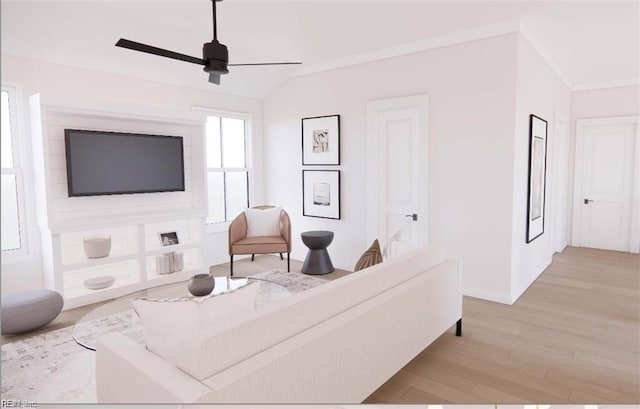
[
  {"left": 301, "top": 114, "right": 340, "bottom": 165},
  {"left": 526, "top": 114, "right": 548, "bottom": 243},
  {"left": 302, "top": 170, "right": 341, "bottom": 220},
  {"left": 159, "top": 231, "right": 179, "bottom": 247}
]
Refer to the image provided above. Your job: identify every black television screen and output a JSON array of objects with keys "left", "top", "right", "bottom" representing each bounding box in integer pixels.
[{"left": 64, "top": 129, "right": 185, "bottom": 197}]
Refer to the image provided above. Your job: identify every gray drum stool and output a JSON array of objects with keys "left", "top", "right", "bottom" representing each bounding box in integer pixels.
[
  {"left": 1, "top": 289, "right": 63, "bottom": 334},
  {"left": 301, "top": 231, "right": 334, "bottom": 275}
]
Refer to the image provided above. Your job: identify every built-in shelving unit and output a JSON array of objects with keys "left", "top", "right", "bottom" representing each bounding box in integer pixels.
[{"left": 30, "top": 93, "right": 209, "bottom": 310}]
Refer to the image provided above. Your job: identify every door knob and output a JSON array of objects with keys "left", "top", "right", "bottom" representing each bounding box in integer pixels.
[
  {"left": 405, "top": 214, "right": 418, "bottom": 221},
  {"left": 584, "top": 199, "right": 594, "bottom": 204}
]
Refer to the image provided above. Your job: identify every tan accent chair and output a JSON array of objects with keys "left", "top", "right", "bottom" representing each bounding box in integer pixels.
[{"left": 228, "top": 206, "right": 292, "bottom": 276}]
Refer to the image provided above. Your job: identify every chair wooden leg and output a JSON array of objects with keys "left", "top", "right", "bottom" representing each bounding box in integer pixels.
[
  {"left": 279, "top": 253, "right": 283, "bottom": 260},
  {"left": 230, "top": 255, "right": 234, "bottom": 277},
  {"left": 251, "top": 254, "right": 255, "bottom": 262},
  {"left": 287, "top": 252, "right": 290, "bottom": 272}
]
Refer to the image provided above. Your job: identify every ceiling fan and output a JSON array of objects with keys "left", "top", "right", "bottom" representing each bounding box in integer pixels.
[{"left": 115, "top": 0, "right": 301, "bottom": 85}]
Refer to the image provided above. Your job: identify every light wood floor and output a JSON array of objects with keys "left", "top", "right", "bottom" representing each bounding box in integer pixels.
[{"left": 365, "top": 247, "right": 640, "bottom": 403}]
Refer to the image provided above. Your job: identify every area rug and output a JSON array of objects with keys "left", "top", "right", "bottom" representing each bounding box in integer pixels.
[{"left": 0, "top": 270, "right": 327, "bottom": 403}]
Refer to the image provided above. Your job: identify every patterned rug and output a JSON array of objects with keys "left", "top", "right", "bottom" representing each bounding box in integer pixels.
[{"left": 0, "top": 270, "right": 327, "bottom": 403}]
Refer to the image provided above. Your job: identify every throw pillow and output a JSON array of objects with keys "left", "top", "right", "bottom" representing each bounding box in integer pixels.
[
  {"left": 133, "top": 282, "right": 261, "bottom": 365},
  {"left": 383, "top": 230, "right": 413, "bottom": 261},
  {"left": 354, "top": 239, "right": 383, "bottom": 271},
  {"left": 132, "top": 298, "right": 198, "bottom": 366},
  {"left": 245, "top": 206, "right": 282, "bottom": 237}
]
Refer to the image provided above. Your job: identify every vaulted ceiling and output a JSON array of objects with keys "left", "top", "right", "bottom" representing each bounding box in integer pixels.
[{"left": 1, "top": 1, "right": 638, "bottom": 98}]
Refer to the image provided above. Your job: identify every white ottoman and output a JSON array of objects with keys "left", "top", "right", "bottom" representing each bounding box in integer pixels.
[{"left": 1, "top": 289, "right": 63, "bottom": 334}]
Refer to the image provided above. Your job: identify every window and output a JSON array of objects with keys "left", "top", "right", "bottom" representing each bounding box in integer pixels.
[
  {"left": 1, "top": 86, "right": 24, "bottom": 252},
  {"left": 205, "top": 115, "right": 250, "bottom": 224}
]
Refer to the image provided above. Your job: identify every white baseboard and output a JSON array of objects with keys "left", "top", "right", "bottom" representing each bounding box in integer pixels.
[
  {"left": 511, "top": 256, "right": 552, "bottom": 303},
  {"left": 463, "top": 287, "right": 513, "bottom": 305}
]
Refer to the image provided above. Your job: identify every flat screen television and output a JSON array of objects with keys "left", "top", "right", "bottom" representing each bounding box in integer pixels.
[{"left": 64, "top": 129, "right": 185, "bottom": 197}]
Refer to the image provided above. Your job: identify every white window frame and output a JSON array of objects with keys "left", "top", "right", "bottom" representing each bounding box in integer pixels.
[
  {"left": 195, "top": 107, "right": 253, "bottom": 233},
  {"left": 1, "top": 84, "right": 29, "bottom": 259}
]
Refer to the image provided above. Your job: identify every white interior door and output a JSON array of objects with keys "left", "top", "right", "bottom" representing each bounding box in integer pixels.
[
  {"left": 367, "top": 95, "right": 429, "bottom": 248},
  {"left": 573, "top": 117, "right": 639, "bottom": 253}
]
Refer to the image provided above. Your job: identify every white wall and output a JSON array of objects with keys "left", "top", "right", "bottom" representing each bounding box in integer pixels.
[
  {"left": 510, "top": 34, "right": 572, "bottom": 302},
  {"left": 0, "top": 55, "right": 264, "bottom": 294},
  {"left": 568, "top": 85, "right": 640, "bottom": 245},
  {"left": 264, "top": 34, "right": 519, "bottom": 302}
]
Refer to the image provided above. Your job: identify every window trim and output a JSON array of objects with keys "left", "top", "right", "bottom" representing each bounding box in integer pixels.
[
  {"left": 197, "top": 107, "right": 253, "bottom": 231},
  {"left": 1, "top": 84, "right": 29, "bottom": 259}
]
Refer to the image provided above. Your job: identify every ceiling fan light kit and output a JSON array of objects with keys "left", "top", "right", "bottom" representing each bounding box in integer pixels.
[{"left": 115, "top": 0, "right": 301, "bottom": 85}]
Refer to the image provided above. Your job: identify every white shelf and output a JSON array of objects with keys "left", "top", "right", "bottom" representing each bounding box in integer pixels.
[
  {"left": 48, "top": 208, "right": 207, "bottom": 234},
  {"left": 64, "top": 275, "right": 141, "bottom": 299},
  {"left": 52, "top": 217, "right": 205, "bottom": 310},
  {"left": 60, "top": 242, "right": 202, "bottom": 271},
  {"left": 145, "top": 242, "right": 201, "bottom": 256},
  {"left": 61, "top": 253, "right": 138, "bottom": 271}
]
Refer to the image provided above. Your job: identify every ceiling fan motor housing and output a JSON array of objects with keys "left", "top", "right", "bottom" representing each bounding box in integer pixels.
[{"left": 203, "top": 41, "right": 229, "bottom": 74}]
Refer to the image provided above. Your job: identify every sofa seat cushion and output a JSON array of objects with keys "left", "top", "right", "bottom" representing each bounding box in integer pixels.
[
  {"left": 232, "top": 236, "right": 287, "bottom": 254},
  {"left": 176, "top": 244, "right": 447, "bottom": 381}
]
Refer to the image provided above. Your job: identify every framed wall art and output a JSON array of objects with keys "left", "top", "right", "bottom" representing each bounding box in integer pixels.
[
  {"left": 302, "top": 170, "right": 340, "bottom": 219},
  {"left": 526, "top": 114, "right": 548, "bottom": 243},
  {"left": 301, "top": 114, "right": 340, "bottom": 165},
  {"left": 159, "top": 231, "right": 179, "bottom": 246}
]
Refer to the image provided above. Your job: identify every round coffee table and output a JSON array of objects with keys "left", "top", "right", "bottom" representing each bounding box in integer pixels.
[
  {"left": 73, "top": 276, "right": 291, "bottom": 351},
  {"left": 301, "top": 230, "right": 334, "bottom": 275}
]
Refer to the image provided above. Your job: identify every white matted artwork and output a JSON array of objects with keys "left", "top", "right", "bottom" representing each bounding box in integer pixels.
[
  {"left": 303, "top": 170, "right": 340, "bottom": 219},
  {"left": 527, "top": 114, "right": 548, "bottom": 243},
  {"left": 302, "top": 115, "right": 340, "bottom": 165}
]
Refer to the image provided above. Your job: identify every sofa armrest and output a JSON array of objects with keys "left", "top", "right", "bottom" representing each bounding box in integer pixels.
[{"left": 96, "top": 332, "right": 212, "bottom": 403}]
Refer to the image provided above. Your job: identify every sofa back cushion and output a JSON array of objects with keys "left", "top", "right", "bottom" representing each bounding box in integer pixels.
[
  {"left": 133, "top": 281, "right": 260, "bottom": 366},
  {"left": 176, "top": 244, "right": 446, "bottom": 380}
]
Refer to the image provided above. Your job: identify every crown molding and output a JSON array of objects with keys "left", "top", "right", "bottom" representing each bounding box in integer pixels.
[
  {"left": 517, "top": 20, "right": 573, "bottom": 89},
  {"left": 572, "top": 77, "right": 640, "bottom": 91},
  {"left": 290, "top": 16, "right": 631, "bottom": 94},
  {"left": 292, "top": 19, "right": 521, "bottom": 77}
]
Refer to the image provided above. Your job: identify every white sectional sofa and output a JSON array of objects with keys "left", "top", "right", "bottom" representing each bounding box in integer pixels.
[{"left": 96, "top": 244, "right": 462, "bottom": 403}]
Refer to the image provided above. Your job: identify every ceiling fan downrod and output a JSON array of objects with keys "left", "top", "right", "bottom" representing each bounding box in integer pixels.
[{"left": 211, "top": 0, "right": 220, "bottom": 41}]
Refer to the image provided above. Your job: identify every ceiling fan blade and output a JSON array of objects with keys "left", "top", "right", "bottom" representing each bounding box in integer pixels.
[
  {"left": 116, "top": 38, "right": 205, "bottom": 66},
  {"left": 227, "top": 62, "right": 302, "bottom": 67},
  {"left": 209, "top": 72, "right": 221, "bottom": 85}
]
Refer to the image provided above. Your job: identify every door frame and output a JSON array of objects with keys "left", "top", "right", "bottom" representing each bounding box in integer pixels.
[
  {"left": 572, "top": 115, "right": 640, "bottom": 253},
  {"left": 366, "top": 94, "right": 429, "bottom": 247}
]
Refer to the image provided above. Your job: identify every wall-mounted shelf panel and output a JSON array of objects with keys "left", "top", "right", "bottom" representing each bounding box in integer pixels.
[{"left": 30, "top": 93, "right": 208, "bottom": 309}]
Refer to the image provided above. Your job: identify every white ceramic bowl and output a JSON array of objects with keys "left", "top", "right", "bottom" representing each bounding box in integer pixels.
[
  {"left": 83, "top": 236, "right": 111, "bottom": 258},
  {"left": 84, "top": 275, "right": 115, "bottom": 290}
]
